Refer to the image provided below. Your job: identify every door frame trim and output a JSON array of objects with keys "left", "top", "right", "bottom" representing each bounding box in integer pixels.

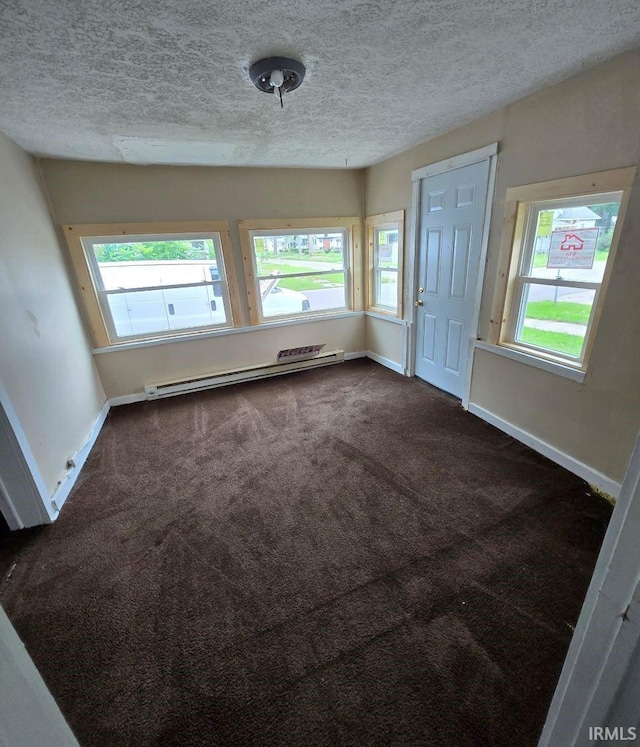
[
  {"left": 0, "top": 381, "right": 54, "bottom": 530},
  {"left": 410, "top": 142, "right": 498, "bottom": 182},
  {"left": 538, "top": 430, "right": 640, "bottom": 745},
  {"left": 404, "top": 143, "right": 499, "bottom": 408}
]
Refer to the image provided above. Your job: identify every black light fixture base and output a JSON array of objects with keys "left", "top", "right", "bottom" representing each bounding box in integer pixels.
[{"left": 249, "top": 56, "right": 306, "bottom": 95}]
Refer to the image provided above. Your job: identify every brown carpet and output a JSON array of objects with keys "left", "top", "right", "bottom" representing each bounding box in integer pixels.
[{"left": 0, "top": 359, "right": 611, "bottom": 746}]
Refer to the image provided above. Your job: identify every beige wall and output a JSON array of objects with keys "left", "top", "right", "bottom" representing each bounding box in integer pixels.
[
  {"left": 366, "top": 316, "right": 405, "bottom": 367},
  {"left": 39, "top": 160, "right": 365, "bottom": 397},
  {"left": 41, "top": 162, "right": 363, "bottom": 226},
  {"left": 26, "top": 48, "right": 640, "bottom": 481},
  {"left": 0, "top": 133, "right": 105, "bottom": 495},
  {"left": 40, "top": 161, "right": 364, "bottom": 328},
  {"left": 365, "top": 48, "right": 640, "bottom": 483},
  {"left": 96, "top": 317, "right": 365, "bottom": 398}
]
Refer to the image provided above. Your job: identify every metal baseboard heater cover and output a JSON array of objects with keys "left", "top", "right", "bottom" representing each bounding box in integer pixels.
[{"left": 144, "top": 350, "right": 344, "bottom": 399}]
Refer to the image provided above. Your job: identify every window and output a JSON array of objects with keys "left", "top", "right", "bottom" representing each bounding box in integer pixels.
[
  {"left": 365, "top": 211, "right": 404, "bottom": 316},
  {"left": 238, "top": 218, "right": 360, "bottom": 324},
  {"left": 64, "top": 222, "right": 239, "bottom": 347},
  {"left": 499, "top": 169, "right": 634, "bottom": 370}
]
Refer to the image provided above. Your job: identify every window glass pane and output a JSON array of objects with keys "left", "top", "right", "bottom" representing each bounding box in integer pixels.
[
  {"left": 106, "top": 290, "right": 169, "bottom": 337},
  {"left": 375, "top": 269, "right": 398, "bottom": 309},
  {"left": 90, "top": 238, "right": 219, "bottom": 290},
  {"left": 374, "top": 228, "right": 399, "bottom": 269},
  {"left": 87, "top": 234, "right": 232, "bottom": 340},
  {"left": 527, "top": 198, "right": 621, "bottom": 283},
  {"left": 515, "top": 283, "right": 596, "bottom": 359},
  {"left": 106, "top": 285, "right": 228, "bottom": 338},
  {"left": 253, "top": 233, "right": 345, "bottom": 276},
  {"left": 260, "top": 273, "right": 346, "bottom": 318}
]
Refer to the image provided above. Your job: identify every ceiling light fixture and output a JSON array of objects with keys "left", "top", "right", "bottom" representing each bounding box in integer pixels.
[{"left": 249, "top": 56, "right": 305, "bottom": 109}]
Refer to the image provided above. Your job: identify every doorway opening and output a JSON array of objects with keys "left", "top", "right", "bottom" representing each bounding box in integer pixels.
[{"left": 408, "top": 144, "right": 498, "bottom": 401}]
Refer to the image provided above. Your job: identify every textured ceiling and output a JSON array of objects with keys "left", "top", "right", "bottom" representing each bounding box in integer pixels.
[{"left": 1, "top": 0, "right": 640, "bottom": 168}]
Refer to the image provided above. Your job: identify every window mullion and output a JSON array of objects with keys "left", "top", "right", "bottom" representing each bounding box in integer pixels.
[
  {"left": 518, "top": 277, "right": 600, "bottom": 290},
  {"left": 255, "top": 269, "right": 343, "bottom": 281},
  {"left": 100, "top": 280, "right": 215, "bottom": 296}
]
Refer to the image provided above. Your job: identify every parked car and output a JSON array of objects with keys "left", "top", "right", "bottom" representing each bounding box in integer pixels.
[
  {"left": 107, "top": 274, "right": 310, "bottom": 338},
  {"left": 260, "top": 281, "right": 311, "bottom": 317}
]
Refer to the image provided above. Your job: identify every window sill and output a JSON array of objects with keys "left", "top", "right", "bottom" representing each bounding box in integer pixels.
[
  {"left": 473, "top": 340, "right": 587, "bottom": 383},
  {"left": 92, "top": 310, "right": 364, "bottom": 354},
  {"left": 364, "top": 310, "right": 409, "bottom": 326}
]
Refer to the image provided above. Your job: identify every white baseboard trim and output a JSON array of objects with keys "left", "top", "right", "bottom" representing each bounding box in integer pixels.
[
  {"left": 467, "top": 404, "right": 622, "bottom": 498},
  {"left": 366, "top": 351, "right": 405, "bottom": 375},
  {"left": 111, "top": 353, "right": 396, "bottom": 406},
  {"left": 109, "top": 393, "right": 147, "bottom": 406},
  {"left": 50, "top": 401, "right": 111, "bottom": 514}
]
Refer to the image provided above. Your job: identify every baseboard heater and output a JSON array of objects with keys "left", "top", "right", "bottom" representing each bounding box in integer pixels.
[{"left": 144, "top": 350, "right": 344, "bottom": 400}]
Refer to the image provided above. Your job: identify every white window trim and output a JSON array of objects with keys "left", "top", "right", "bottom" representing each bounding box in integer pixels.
[
  {"left": 82, "top": 232, "right": 234, "bottom": 344},
  {"left": 473, "top": 340, "right": 587, "bottom": 383},
  {"left": 64, "top": 221, "right": 241, "bottom": 348},
  {"left": 503, "top": 190, "right": 621, "bottom": 368},
  {"left": 364, "top": 310, "right": 410, "bottom": 326},
  {"left": 364, "top": 211, "right": 405, "bottom": 318},
  {"left": 91, "top": 311, "right": 365, "bottom": 354},
  {"left": 494, "top": 167, "right": 636, "bottom": 376},
  {"left": 237, "top": 217, "right": 362, "bottom": 325}
]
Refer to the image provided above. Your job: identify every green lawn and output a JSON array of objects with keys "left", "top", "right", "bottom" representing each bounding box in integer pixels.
[
  {"left": 278, "top": 273, "right": 344, "bottom": 291},
  {"left": 258, "top": 259, "right": 342, "bottom": 274},
  {"left": 258, "top": 260, "right": 325, "bottom": 275},
  {"left": 257, "top": 258, "right": 344, "bottom": 291},
  {"left": 519, "top": 328, "right": 584, "bottom": 357},
  {"left": 525, "top": 300, "right": 592, "bottom": 325}
]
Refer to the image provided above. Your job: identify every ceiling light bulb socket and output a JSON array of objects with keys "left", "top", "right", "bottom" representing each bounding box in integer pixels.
[
  {"left": 250, "top": 56, "right": 305, "bottom": 95},
  {"left": 270, "top": 70, "right": 285, "bottom": 89}
]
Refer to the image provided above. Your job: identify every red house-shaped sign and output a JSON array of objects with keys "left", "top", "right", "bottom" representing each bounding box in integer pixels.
[
  {"left": 560, "top": 233, "right": 585, "bottom": 252},
  {"left": 548, "top": 227, "right": 598, "bottom": 269}
]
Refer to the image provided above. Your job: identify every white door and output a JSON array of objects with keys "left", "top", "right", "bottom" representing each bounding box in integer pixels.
[{"left": 414, "top": 158, "right": 490, "bottom": 397}]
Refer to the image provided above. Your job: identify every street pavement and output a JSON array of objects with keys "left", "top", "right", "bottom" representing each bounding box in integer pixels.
[
  {"left": 304, "top": 287, "right": 345, "bottom": 311},
  {"left": 523, "top": 319, "right": 587, "bottom": 335}
]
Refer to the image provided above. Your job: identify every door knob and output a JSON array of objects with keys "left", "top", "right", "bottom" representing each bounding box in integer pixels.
[{"left": 415, "top": 299, "right": 423, "bottom": 306}]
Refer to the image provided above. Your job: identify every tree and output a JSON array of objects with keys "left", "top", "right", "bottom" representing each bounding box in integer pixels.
[
  {"left": 588, "top": 203, "right": 618, "bottom": 233},
  {"left": 95, "top": 240, "right": 215, "bottom": 262}
]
